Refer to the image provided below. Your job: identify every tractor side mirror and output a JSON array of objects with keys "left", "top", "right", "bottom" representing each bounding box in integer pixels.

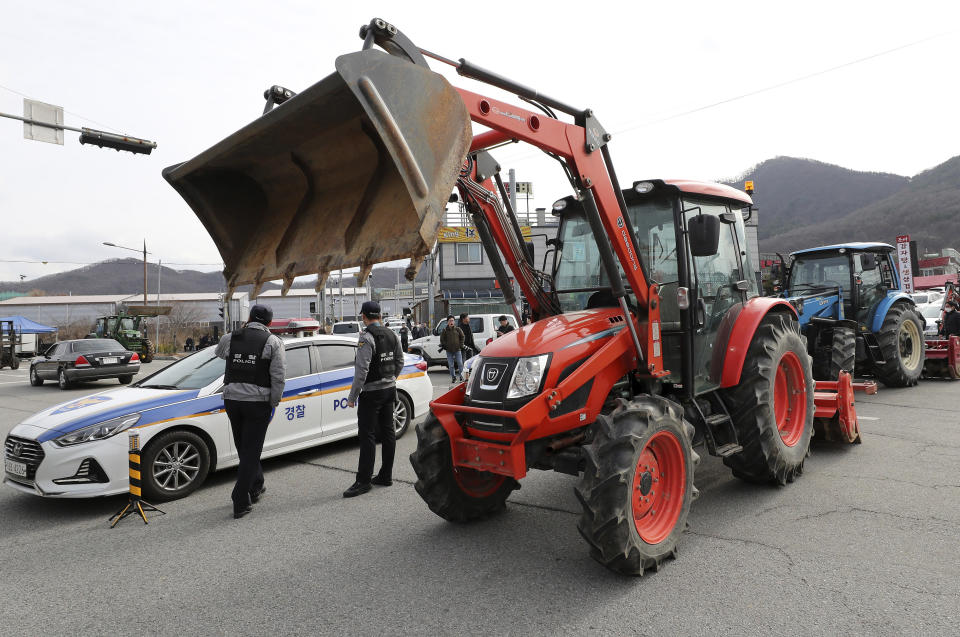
[
  {"left": 688, "top": 214, "right": 721, "bottom": 257},
  {"left": 860, "top": 253, "right": 878, "bottom": 270}
]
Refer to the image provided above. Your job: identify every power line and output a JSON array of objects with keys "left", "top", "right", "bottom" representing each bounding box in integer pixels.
[
  {"left": 495, "top": 30, "right": 954, "bottom": 167},
  {"left": 0, "top": 258, "right": 223, "bottom": 266},
  {"left": 614, "top": 30, "right": 954, "bottom": 133},
  {"left": 0, "top": 82, "right": 125, "bottom": 134}
]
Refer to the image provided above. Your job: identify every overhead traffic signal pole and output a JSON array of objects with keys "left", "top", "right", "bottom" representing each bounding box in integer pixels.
[{"left": 0, "top": 109, "right": 156, "bottom": 154}]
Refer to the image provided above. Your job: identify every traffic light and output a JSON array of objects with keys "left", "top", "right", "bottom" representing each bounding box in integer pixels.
[
  {"left": 309, "top": 302, "right": 316, "bottom": 314},
  {"left": 78, "top": 128, "right": 156, "bottom": 155},
  {"left": 218, "top": 306, "right": 224, "bottom": 319}
]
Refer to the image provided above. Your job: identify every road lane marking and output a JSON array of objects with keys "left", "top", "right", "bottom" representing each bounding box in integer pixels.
[{"left": 858, "top": 416, "right": 879, "bottom": 420}]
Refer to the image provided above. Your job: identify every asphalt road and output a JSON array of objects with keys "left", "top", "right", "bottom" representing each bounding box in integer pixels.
[{"left": 1, "top": 361, "right": 958, "bottom": 636}]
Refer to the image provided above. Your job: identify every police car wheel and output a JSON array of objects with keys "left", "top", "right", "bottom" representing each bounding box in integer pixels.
[
  {"left": 142, "top": 430, "right": 211, "bottom": 502},
  {"left": 394, "top": 392, "right": 413, "bottom": 438}
]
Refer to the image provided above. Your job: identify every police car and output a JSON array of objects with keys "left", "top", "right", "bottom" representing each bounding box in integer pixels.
[{"left": 3, "top": 335, "right": 432, "bottom": 501}]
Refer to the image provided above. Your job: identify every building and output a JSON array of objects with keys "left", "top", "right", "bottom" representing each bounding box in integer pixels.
[
  {"left": 252, "top": 287, "right": 368, "bottom": 322},
  {"left": 0, "top": 292, "right": 248, "bottom": 329},
  {"left": 918, "top": 248, "right": 960, "bottom": 277},
  {"left": 437, "top": 218, "right": 559, "bottom": 317}
]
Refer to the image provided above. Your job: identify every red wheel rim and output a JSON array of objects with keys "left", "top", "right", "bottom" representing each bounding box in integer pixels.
[
  {"left": 632, "top": 430, "right": 686, "bottom": 544},
  {"left": 774, "top": 351, "right": 807, "bottom": 447},
  {"left": 453, "top": 467, "right": 505, "bottom": 498}
]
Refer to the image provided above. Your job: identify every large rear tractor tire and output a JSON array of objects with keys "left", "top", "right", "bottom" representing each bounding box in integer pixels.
[
  {"left": 141, "top": 339, "right": 155, "bottom": 364},
  {"left": 873, "top": 304, "right": 924, "bottom": 387},
  {"left": 575, "top": 396, "right": 698, "bottom": 576},
  {"left": 409, "top": 413, "right": 519, "bottom": 521},
  {"left": 811, "top": 325, "right": 855, "bottom": 381},
  {"left": 722, "top": 314, "right": 815, "bottom": 485}
]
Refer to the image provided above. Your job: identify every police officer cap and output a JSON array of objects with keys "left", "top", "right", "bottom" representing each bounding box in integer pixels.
[
  {"left": 499, "top": 315, "right": 508, "bottom": 322},
  {"left": 361, "top": 300, "right": 381, "bottom": 317},
  {"left": 248, "top": 304, "right": 274, "bottom": 325},
  {"left": 947, "top": 300, "right": 958, "bottom": 308}
]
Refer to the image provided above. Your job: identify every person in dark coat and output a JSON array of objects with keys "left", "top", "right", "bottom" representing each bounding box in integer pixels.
[
  {"left": 400, "top": 324, "right": 409, "bottom": 352},
  {"left": 496, "top": 315, "right": 515, "bottom": 337},
  {"left": 941, "top": 300, "right": 960, "bottom": 338},
  {"left": 459, "top": 313, "right": 477, "bottom": 358}
]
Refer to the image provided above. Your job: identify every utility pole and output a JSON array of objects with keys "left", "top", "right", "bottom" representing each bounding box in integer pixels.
[{"left": 142, "top": 240, "right": 148, "bottom": 306}]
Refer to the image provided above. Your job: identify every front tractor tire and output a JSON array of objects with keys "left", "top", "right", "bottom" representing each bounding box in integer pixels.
[
  {"left": 575, "top": 396, "right": 698, "bottom": 576},
  {"left": 722, "top": 315, "right": 815, "bottom": 485},
  {"left": 141, "top": 339, "right": 155, "bottom": 364},
  {"left": 874, "top": 304, "right": 924, "bottom": 387},
  {"left": 409, "top": 414, "right": 519, "bottom": 522},
  {"left": 811, "top": 325, "right": 855, "bottom": 381}
]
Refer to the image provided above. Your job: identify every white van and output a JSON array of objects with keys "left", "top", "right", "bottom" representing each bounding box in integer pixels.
[
  {"left": 331, "top": 321, "right": 363, "bottom": 339},
  {"left": 408, "top": 313, "right": 518, "bottom": 367}
]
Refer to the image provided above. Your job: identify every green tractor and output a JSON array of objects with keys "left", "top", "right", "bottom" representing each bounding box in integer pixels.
[{"left": 90, "top": 311, "right": 157, "bottom": 363}]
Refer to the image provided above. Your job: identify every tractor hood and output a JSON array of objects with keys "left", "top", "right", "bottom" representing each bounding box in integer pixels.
[
  {"left": 162, "top": 48, "right": 472, "bottom": 292},
  {"left": 481, "top": 309, "right": 628, "bottom": 358}
]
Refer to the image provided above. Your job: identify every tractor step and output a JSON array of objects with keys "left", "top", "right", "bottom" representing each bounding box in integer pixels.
[
  {"left": 705, "top": 413, "right": 730, "bottom": 427},
  {"left": 714, "top": 443, "right": 743, "bottom": 457},
  {"left": 687, "top": 393, "right": 740, "bottom": 458}
]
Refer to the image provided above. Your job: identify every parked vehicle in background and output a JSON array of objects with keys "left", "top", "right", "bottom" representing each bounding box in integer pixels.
[
  {"left": 1, "top": 320, "right": 20, "bottom": 370},
  {"left": 781, "top": 243, "right": 924, "bottom": 386},
  {"left": 918, "top": 303, "right": 942, "bottom": 338},
  {"left": 911, "top": 290, "right": 943, "bottom": 306},
  {"left": 331, "top": 321, "right": 363, "bottom": 338},
  {"left": 5, "top": 336, "right": 431, "bottom": 500},
  {"left": 408, "top": 313, "right": 518, "bottom": 367},
  {"left": 29, "top": 339, "right": 141, "bottom": 389},
  {"left": 89, "top": 313, "right": 155, "bottom": 363},
  {"left": 269, "top": 317, "right": 321, "bottom": 338}
]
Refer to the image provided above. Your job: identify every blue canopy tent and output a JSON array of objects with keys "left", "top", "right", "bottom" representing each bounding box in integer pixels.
[{"left": 0, "top": 316, "right": 58, "bottom": 334}]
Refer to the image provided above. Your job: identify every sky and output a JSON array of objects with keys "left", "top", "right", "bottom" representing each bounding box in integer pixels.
[{"left": 1, "top": 1, "right": 958, "bottom": 284}]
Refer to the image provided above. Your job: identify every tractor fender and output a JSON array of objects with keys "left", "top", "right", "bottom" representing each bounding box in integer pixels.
[
  {"left": 719, "top": 297, "right": 798, "bottom": 388},
  {"left": 869, "top": 292, "right": 915, "bottom": 333}
]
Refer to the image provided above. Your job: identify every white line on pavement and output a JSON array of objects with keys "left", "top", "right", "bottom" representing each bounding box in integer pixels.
[{"left": 858, "top": 416, "right": 879, "bottom": 420}]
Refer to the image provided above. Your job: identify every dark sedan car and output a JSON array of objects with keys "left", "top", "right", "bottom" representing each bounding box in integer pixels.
[{"left": 29, "top": 339, "right": 141, "bottom": 389}]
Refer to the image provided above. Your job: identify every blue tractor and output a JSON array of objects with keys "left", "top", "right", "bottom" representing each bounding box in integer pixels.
[{"left": 781, "top": 242, "right": 925, "bottom": 387}]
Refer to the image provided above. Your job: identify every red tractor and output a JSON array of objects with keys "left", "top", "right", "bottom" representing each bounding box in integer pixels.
[{"left": 163, "top": 18, "right": 861, "bottom": 575}]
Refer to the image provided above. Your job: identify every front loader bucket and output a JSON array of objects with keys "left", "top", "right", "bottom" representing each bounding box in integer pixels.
[{"left": 162, "top": 49, "right": 471, "bottom": 291}]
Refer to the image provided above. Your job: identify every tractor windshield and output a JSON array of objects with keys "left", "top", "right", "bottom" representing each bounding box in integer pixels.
[
  {"left": 119, "top": 317, "right": 136, "bottom": 331},
  {"left": 554, "top": 197, "right": 675, "bottom": 311},
  {"left": 789, "top": 254, "right": 850, "bottom": 295}
]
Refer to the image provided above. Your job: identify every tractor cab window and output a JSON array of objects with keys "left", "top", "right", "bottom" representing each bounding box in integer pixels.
[
  {"left": 789, "top": 255, "right": 850, "bottom": 296},
  {"left": 683, "top": 200, "right": 745, "bottom": 392},
  {"left": 119, "top": 317, "right": 135, "bottom": 331},
  {"left": 553, "top": 196, "right": 675, "bottom": 313},
  {"left": 106, "top": 318, "right": 118, "bottom": 334},
  {"left": 855, "top": 252, "right": 886, "bottom": 321}
]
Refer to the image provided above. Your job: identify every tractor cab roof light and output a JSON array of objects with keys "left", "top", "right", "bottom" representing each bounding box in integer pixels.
[
  {"left": 551, "top": 199, "right": 568, "bottom": 214},
  {"left": 633, "top": 181, "right": 655, "bottom": 194}
]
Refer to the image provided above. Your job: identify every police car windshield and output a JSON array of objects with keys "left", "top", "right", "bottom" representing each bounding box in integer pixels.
[{"left": 135, "top": 347, "right": 225, "bottom": 390}]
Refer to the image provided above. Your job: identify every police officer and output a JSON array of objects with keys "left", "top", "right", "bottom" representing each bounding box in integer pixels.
[
  {"left": 343, "top": 301, "right": 404, "bottom": 498},
  {"left": 215, "top": 304, "right": 285, "bottom": 519}
]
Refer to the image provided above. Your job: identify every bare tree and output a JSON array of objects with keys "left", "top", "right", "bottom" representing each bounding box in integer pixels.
[{"left": 164, "top": 303, "right": 205, "bottom": 350}]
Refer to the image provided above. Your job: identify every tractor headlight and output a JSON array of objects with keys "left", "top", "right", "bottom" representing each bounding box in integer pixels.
[
  {"left": 464, "top": 357, "right": 481, "bottom": 397},
  {"left": 54, "top": 413, "right": 141, "bottom": 447},
  {"left": 506, "top": 355, "right": 549, "bottom": 399}
]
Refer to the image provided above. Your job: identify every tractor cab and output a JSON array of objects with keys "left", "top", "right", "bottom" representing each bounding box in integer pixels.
[
  {"left": 550, "top": 179, "right": 757, "bottom": 395},
  {"left": 785, "top": 243, "right": 901, "bottom": 327},
  {"left": 90, "top": 312, "right": 155, "bottom": 362},
  {"left": 783, "top": 243, "right": 923, "bottom": 385}
]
